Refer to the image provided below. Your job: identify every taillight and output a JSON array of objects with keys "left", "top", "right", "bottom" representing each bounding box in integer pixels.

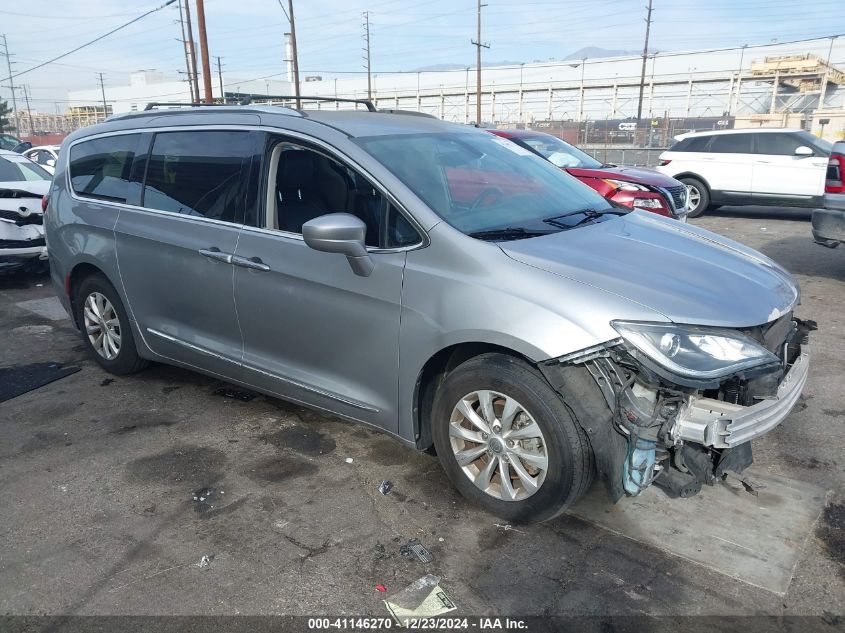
[
  {"left": 827, "top": 154, "right": 845, "bottom": 193},
  {"left": 659, "top": 159, "right": 671, "bottom": 166},
  {"left": 41, "top": 195, "right": 49, "bottom": 213}
]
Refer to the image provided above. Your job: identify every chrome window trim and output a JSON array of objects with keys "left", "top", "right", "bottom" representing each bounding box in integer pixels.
[{"left": 65, "top": 123, "right": 429, "bottom": 252}]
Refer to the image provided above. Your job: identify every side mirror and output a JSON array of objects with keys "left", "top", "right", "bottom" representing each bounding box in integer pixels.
[
  {"left": 794, "top": 145, "right": 814, "bottom": 157},
  {"left": 302, "top": 213, "right": 374, "bottom": 277}
]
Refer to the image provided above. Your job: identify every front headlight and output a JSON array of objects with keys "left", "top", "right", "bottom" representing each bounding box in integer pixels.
[
  {"left": 631, "top": 198, "right": 664, "bottom": 209},
  {"left": 602, "top": 178, "right": 647, "bottom": 192},
  {"left": 611, "top": 321, "right": 779, "bottom": 380}
]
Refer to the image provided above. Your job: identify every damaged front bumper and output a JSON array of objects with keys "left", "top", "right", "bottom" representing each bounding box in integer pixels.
[
  {"left": 672, "top": 343, "right": 809, "bottom": 448},
  {"left": 0, "top": 217, "right": 47, "bottom": 272},
  {"left": 545, "top": 318, "right": 812, "bottom": 501}
]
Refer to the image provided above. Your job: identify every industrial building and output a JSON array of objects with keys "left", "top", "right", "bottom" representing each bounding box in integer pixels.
[{"left": 16, "top": 35, "right": 845, "bottom": 144}]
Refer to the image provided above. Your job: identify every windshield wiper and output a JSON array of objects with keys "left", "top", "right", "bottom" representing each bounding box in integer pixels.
[
  {"left": 542, "top": 208, "right": 623, "bottom": 229},
  {"left": 468, "top": 227, "right": 553, "bottom": 241}
]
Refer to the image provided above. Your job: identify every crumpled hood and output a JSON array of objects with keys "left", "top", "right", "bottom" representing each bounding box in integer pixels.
[{"left": 500, "top": 211, "right": 799, "bottom": 328}]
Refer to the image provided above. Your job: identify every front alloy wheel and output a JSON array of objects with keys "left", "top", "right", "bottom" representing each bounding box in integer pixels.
[
  {"left": 432, "top": 353, "right": 595, "bottom": 523},
  {"left": 686, "top": 184, "right": 701, "bottom": 212},
  {"left": 84, "top": 292, "right": 122, "bottom": 360},
  {"left": 449, "top": 390, "right": 548, "bottom": 501}
]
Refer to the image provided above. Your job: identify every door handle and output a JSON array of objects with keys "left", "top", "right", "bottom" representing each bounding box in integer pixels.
[
  {"left": 756, "top": 160, "right": 772, "bottom": 164},
  {"left": 231, "top": 255, "right": 270, "bottom": 272},
  {"left": 199, "top": 247, "right": 234, "bottom": 264}
]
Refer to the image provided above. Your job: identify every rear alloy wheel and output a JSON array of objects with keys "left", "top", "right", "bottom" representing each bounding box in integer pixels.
[
  {"left": 84, "top": 292, "right": 121, "bottom": 361},
  {"left": 76, "top": 274, "right": 148, "bottom": 375},
  {"left": 432, "top": 353, "right": 594, "bottom": 523},
  {"left": 680, "top": 177, "right": 710, "bottom": 218}
]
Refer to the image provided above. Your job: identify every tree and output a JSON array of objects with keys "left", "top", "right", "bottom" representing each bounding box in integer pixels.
[{"left": 0, "top": 99, "right": 14, "bottom": 134}]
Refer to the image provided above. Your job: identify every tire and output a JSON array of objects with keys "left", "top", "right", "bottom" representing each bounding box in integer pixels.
[
  {"left": 680, "top": 177, "right": 709, "bottom": 218},
  {"left": 75, "top": 273, "right": 148, "bottom": 375},
  {"left": 431, "top": 353, "right": 594, "bottom": 523}
]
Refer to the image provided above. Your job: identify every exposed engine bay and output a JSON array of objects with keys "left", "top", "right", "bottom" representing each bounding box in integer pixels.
[{"left": 541, "top": 315, "right": 814, "bottom": 501}]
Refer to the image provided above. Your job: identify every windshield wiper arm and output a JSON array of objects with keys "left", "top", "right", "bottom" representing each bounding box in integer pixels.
[
  {"left": 542, "top": 208, "right": 623, "bottom": 229},
  {"left": 468, "top": 227, "right": 553, "bottom": 241}
]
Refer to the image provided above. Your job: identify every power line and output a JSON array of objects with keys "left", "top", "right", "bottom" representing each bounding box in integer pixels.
[{"left": 1, "top": 0, "right": 177, "bottom": 84}]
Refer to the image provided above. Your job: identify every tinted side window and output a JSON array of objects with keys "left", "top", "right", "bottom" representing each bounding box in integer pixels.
[
  {"left": 70, "top": 134, "right": 140, "bottom": 202},
  {"left": 271, "top": 142, "right": 420, "bottom": 248},
  {"left": 142, "top": 130, "right": 253, "bottom": 223},
  {"left": 755, "top": 133, "right": 804, "bottom": 155},
  {"left": 708, "top": 134, "right": 753, "bottom": 154},
  {"left": 670, "top": 136, "right": 711, "bottom": 151}
]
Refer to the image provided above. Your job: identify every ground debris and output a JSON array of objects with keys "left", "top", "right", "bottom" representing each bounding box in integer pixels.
[
  {"left": 212, "top": 385, "right": 256, "bottom": 401},
  {"left": 384, "top": 574, "right": 456, "bottom": 624},
  {"left": 378, "top": 480, "right": 393, "bottom": 495},
  {"left": 399, "top": 539, "right": 433, "bottom": 563},
  {"left": 197, "top": 554, "right": 214, "bottom": 569}
]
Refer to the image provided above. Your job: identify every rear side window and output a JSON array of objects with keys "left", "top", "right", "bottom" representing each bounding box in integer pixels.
[
  {"left": 142, "top": 130, "right": 254, "bottom": 223},
  {"left": 708, "top": 134, "right": 753, "bottom": 154},
  {"left": 672, "top": 135, "right": 712, "bottom": 152},
  {"left": 755, "top": 133, "right": 805, "bottom": 156},
  {"left": 69, "top": 134, "right": 140, "bottom": 202}
]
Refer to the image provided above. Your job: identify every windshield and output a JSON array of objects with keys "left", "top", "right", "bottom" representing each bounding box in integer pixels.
[
  {"left": 512, "top": 134, "right": 603, "bottom": 169},
  {"left": 0, "top": 154, "right": 52, "bottom": 182},
  {"left": 795, "top": 130, "right": 833, "bottom": 155},
  {"left": 356, "top": 132, "right": 617, "bottom": 238}
]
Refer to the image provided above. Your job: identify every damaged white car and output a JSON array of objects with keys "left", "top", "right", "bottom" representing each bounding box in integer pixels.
[{"left": 0, "top": 149, "right": 51, "bottom": 274}]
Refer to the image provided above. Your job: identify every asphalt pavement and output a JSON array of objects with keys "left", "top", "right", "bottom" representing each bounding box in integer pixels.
[{"left": 0, "top": 207, "right": 843, "bottom": 620}]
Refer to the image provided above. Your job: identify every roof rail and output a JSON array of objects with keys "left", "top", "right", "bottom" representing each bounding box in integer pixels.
[
  {"left": 236, "top": 95, "right": 376, "bottom": 111},
  {"left": 377, "top": 108, "right": 438, "bottom": 119},
  {"left": 143, "top": 101, "right": 251, "bottom": 111}
]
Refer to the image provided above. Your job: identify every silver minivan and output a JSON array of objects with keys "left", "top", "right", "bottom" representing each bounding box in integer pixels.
[{"left": 45, "top": 102, "right": 811, "bottom": 522}]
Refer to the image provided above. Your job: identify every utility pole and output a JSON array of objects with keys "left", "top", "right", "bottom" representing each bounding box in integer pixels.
[
  {"left": 1, "top": 34, "right": 20, "bottom": 134},
  {"left": 195, "top": 0, "right": 214, "bottom": 103},
  {"left": 362, "top": 11, "right": 372, "bottom": 101},
  {"left": 97, "top": 72, "right": 108, "bottom": 119},
  {"left": 288, "top": 0, "right": 301, "bottom": 108},
  {"left": 177, "top": 0, "right": 196, "bottom": 102},
  {"left": 183, "top": 0, "right": 200, "bottom": 102},
  {"left": 471, "top": 0, "right": 489, "bottom": 125},
  {"left": 635, "top": 0, "right": 653, "bottom": 123},
  {"left": 215, "top": 56, "right": 224, "bottom": 103},
  {"left": 21, "top": 85, "right": 33, "bottom": 135}
]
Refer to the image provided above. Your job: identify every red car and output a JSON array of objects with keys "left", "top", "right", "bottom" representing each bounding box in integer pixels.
[{"left": 490, "top": 129, "right": 688, "bottom": 219}]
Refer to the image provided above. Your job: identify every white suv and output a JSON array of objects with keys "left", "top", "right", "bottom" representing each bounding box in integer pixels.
[{"left": 657, "top": 129, "right": 832, "bottom": 217}]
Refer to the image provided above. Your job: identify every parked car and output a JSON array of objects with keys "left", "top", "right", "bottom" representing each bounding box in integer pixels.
[
  {"left": 0, "top": 134, "right": 22, "bottom": 151},
  {"left": 490, "top": 129, "right": 688, "bottom": 219},
  {"left": 658, "top": 128, "right": 832, "bottom": 217},
  {"left": 46, "top": 104, "right": 810, "bottom": 522},
  {"left": 23, "top": 145, "right": 60, "bottom": 174},
  {"left": 0, "top": 149, "right": 51, "bottom": 273},
  {"left": 812, "top": 139, "right": 845, "bottom": 247}
]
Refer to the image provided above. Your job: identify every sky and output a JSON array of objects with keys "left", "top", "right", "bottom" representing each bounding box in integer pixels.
[{"left": 1, "top": 0, "right": 844, "bottom": 111}]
